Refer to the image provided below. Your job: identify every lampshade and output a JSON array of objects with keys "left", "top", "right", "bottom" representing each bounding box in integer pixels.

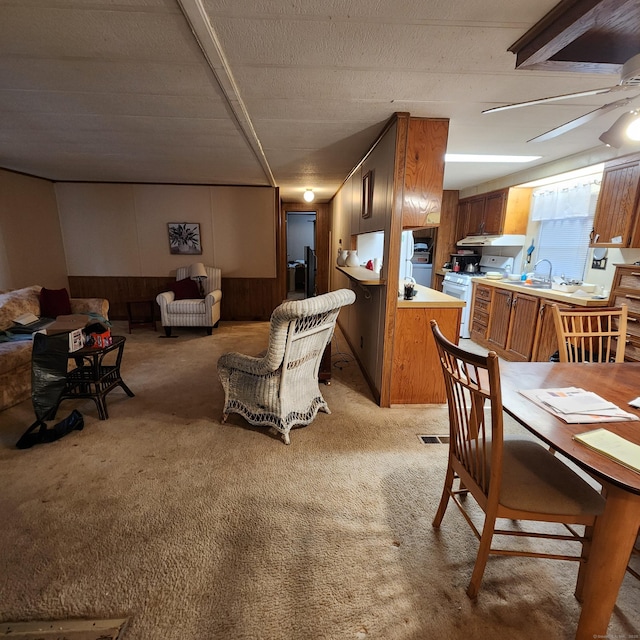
[
  {"left": 303, "top": 189, "right": 315, "bottom": 202},
  {"left": 189, "top": 262, "right": 207, "bottom": 279},
  {"left": 599, "top": 111, "right": 640, "bottom": 148}
]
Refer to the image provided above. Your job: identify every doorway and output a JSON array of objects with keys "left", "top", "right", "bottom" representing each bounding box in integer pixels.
[{"left": 286, "top": 211, "right": 316, "bottom": 300}]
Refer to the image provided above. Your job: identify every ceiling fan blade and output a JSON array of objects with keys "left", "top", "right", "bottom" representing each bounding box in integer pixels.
[
  {"left": 482, "top": 84, "right": 637, "bottom": 114},
  {"left": 528, "top": 95, "right": 640, "bottom": 142}
]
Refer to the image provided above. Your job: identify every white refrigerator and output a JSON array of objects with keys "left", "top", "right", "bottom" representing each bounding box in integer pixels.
[{"left": 399, "top": 230, "right": 414, "bottom": 283}]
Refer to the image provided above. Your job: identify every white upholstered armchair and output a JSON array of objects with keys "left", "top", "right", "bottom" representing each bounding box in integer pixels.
[
  {"left": 156, "top": 265, "right": 222, "bottom": 337},
  {"left": 217, "top": 289, "right": 356, "bottom": 444}
]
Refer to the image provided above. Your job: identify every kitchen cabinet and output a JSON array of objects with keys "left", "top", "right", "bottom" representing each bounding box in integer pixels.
[
  {"left": 531, "top": 299, "right": 572, "bottom": 362},
  {"left": 390, "top": 305, "right": 461, "bottom": 404},
  {"left": 470, "top": 280, "right": 607, "bottom": 362},
  {"left": 483, "top": 287, "right": 540, "bottom": 361},
  {"left": 487, "top": 289, "right": 539, "bottom": 361},
  {"left": 591, "top": 155, "right": 640, "bottom": 248},
  {"left": 455, "top": 187, "right": 531, "bottom": 240},
  {"left": 401, "top": 118, "right": 449, "bottom": 228},
  {"left": 470, "top": 283, "right": 492, "bottom": 341},
  {"left": 487, "top": 288, "right": 513, "bottom": 350},
  {"left": 455, "top": 199, "right": 471, "bottom": 242},
  {"left": 609, "top": 264, "right": 640, "bottom": 361},
  {"left": 505, "top": 292, "right": 539, "bottom": 360}
]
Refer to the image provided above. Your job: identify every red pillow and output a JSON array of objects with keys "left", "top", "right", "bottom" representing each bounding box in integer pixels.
[
  {"left": 169, "top": 278, "right": 202, "bottom": 300},
  {"left": 39, "top": 287, "right": 72, "bottom": 318}
]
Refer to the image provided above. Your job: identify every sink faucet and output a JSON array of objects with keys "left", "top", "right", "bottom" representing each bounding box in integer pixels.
[{"left": 534, "top": 258, "right": 553, "bottom": 286}]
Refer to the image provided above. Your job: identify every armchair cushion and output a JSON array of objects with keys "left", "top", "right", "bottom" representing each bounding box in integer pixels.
[
  {"left": 170, "top": 278, "right": 202, "bottom": 300},
  {"left": 39, "top": 287, "right": 72, "bottom": 318}
]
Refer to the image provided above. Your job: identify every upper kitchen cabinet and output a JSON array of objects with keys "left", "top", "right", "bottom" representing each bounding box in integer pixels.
[
  {"left": 401, "top": 119, "right": 449, "bottom": 229},
  {"left": 591, "top": 154, "right": 640, "bottom": 248},
  {"left": 455, "top": 187, "right": 531, "bottom": 240}
]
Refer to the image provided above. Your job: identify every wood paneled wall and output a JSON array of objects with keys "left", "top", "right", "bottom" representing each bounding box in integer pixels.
[{"left": 68, "top": 275, "right": 284, "bottom": 322}]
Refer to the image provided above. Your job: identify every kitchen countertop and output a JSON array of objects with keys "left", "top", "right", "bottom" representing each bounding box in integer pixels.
[
  {"left": 336, "top": 265, "right": 384, "bottom": 285},
  {"left": 473, "top": 277, "right": 610, "bottom": 307},
  {"left": 397, "top": 283, "right": 466, "bottom": 309}
]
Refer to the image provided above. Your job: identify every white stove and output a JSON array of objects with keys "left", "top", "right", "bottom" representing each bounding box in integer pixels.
[{"left": 443, "top": 255, "right": 514, "bottom": 339}]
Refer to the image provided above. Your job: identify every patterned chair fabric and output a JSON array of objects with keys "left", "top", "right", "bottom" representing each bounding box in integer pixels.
[
  {"left": 156, "top": 266, "right": 222, "bottom": 336},
  {"left": 217, "top": 288, "right": 356, "bottom": 444}
]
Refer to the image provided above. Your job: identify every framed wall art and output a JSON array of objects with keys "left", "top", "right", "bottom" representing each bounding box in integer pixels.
[
  {"left": 362, "top": 170, "right": 374, "bottom": 219},
  {"left": 167, "top": 222, "right": 202, "bottom": 255}
]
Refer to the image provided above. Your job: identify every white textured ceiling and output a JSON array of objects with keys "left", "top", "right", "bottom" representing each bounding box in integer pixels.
[{"left": 0, "top": 0, "right": 638, "bottom": 202}]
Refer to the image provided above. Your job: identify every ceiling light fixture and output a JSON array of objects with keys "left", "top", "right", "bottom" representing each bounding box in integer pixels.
[
  {"left": 627, "top": 112, "right": 640, "bottom": 141},
  {"left": 599, "top": 111, "right": 640, "bottom": 148},
  {"left": 303, "top": 189, "right": 315, "bottom": 202},
  {"left": 445, "top": 154, "right": 541, "bottom": 163}
]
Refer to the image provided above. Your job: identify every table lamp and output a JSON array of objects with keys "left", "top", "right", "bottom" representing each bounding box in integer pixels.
[{"left": 190, "top": 262, "right": 208, "bottom": 296}]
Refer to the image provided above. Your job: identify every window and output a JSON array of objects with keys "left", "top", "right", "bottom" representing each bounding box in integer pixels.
[
  {"left": 537, "top": 216, "right": 594, "bottom": 281},
  {"left": 531, "top": 178, "right": 600, "bottom": 281}
]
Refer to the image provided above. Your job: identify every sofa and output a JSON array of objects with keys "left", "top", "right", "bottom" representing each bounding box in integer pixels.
[{"left": 0, "top": 286, "right": 109, "bottom": 412}]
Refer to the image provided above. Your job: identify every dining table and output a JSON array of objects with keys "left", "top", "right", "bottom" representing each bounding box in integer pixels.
[{"left": 499, "top": 361, "right": 640, "bottom": 640}]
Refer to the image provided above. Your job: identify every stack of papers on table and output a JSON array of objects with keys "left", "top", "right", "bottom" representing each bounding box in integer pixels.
[
  {"left": 574, "top": 429, "right": 640, "bottom": 473},
  {"left": 519, "top": 387, "right": 639, "bottom": 423}
]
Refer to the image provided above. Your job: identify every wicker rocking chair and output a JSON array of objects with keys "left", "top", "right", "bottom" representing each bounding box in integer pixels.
[{"left": 217, "top": 289, "right": 355, "bottom": 444}]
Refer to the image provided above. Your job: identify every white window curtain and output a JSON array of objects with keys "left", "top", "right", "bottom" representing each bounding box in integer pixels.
[
  {"left": 530, "top": 178, "right": 600, "bottom": 221},
  {"left": 533, "top": 175, "right": 601, "bottom": 281}
]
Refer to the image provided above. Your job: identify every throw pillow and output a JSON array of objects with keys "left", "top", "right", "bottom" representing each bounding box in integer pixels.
[
  {"left": 39, "top": 287, "right": 72, "bottom": 318},
  {"left": 170, "top": 278, "right": 202, "bottom": 300}
]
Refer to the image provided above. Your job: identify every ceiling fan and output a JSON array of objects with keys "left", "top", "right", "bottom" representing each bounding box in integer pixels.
[{"left": 483, "top": 53, "right": 640, "bottom": 145}]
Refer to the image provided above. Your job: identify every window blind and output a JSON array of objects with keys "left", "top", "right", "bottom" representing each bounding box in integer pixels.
[
  {"left": 534, "top": 177, "right": 600, "bottom": 281},
  {"left": 537, "top": 217, "right": 593, "bottom": 281}
]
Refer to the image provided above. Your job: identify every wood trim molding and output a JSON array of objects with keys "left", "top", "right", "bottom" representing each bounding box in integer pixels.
[{"left": 379, "top": 113, "right": 409, "bottom": 407}]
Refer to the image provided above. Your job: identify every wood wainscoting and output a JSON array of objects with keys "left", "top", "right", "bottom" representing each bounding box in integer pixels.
[{"left": 68, "top": 276, "right": 284, "bottom": 322}]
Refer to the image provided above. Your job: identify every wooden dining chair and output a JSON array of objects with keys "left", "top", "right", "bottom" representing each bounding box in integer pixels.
[
  {"left": 429, "top": 320, "right": 606, "bottom": 599},
  {"left": 550, "top": 304, "right": 640, "bottom": 582},
  {"left": 551, "top": 304, "right": 628, "bottom": 363}
]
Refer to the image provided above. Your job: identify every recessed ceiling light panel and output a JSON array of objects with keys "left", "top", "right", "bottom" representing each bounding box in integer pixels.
[{"left": 445, "top": 154, "right": 541, "bottom": 163}]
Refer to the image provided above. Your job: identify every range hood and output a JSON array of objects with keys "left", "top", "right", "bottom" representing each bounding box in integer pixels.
[{"left": 457, "top": 234, "right": 525, "bottom": 247}]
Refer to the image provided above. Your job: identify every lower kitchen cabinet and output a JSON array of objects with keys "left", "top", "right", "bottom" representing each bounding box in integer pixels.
[
  {"left": 470, "top": 283, "right": 492, "bottom": 341},
  {"left": 390, "top": 306, "right": 461, "bottom": 404},
  {"left": 486, "top": 289, "right": 539, "bottom": 360},
  {"left": 505, "top": 292, "right": 540, "bottom": 360},
  {"left": 531, "top": 299, "right": 571, "bottom": 362},
  {"left": 469, "top": 282, "right": 598, "bottom": 362},
  {"left": 609, "top": 264, "right": 640, "bottom": 361},
  {"left": 487, "top": 288, "right": 513, "bottom": 350}
]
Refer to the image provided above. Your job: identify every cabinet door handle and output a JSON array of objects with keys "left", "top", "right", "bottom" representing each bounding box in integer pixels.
[
  {"left": 625, "top": 294, "right": 640, "bottom": 301},
  {"left": 632, "top": 272, "right": 640, "bottom": 277},
  {"left": 629, "top": 317, "right": 638, "bottom": 323}
]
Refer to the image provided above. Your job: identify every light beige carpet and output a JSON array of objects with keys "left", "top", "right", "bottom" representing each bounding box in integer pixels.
[{"left": 0, "top": 321, "right": 638, "bottom": 640}]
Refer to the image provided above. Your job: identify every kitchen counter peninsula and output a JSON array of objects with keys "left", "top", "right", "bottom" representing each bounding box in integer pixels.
[
  {"left": 397, "top": 283, "right": 465, "bottom": 309},
  {"left": 390, "top": 284, "right": 463, "bottom": 405}
]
